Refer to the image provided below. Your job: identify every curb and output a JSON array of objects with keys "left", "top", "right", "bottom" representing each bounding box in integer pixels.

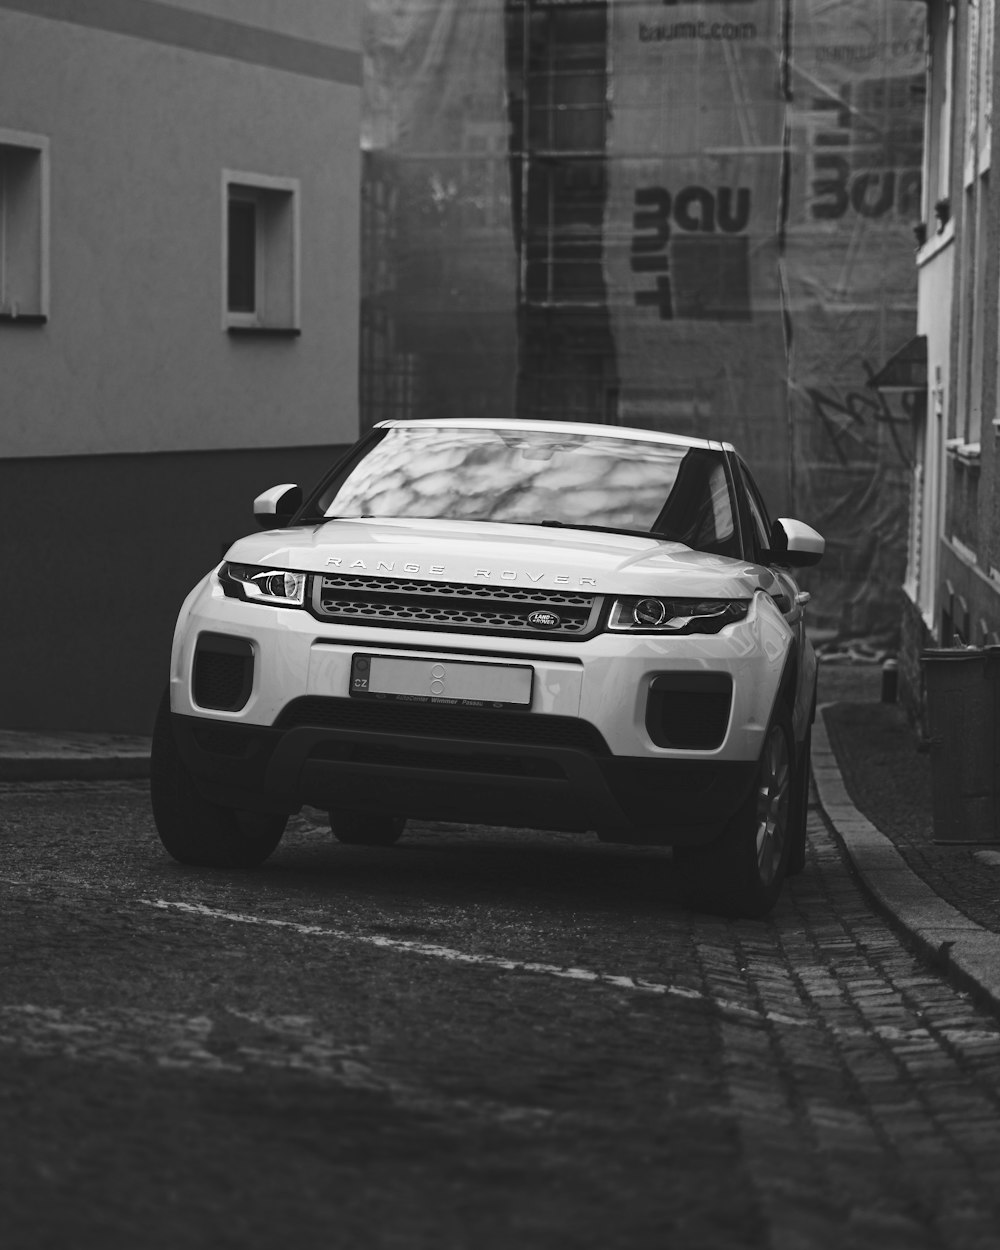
[
  {"left": 813, "top": 706, "right": 1000, "bottom": 1014},
  {"left": 0, "top": 756, "right": 150, "bottom": 783},
  {"left": 0, "top": 731, "right": 151, "bottom": 784}
]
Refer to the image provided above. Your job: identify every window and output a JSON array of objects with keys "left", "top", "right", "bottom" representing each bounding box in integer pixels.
[
  {"left": 223, "top": 173, "right": 299, "bottom": 333},
  {"left": 0, "top": 131, "right": 48, "bottom": 322},
  {"left": 504, "top": 2, "right": 618, "bottom": 423},
  {"left": 979, "top": 0, "right": 994, "bottom": 170},
  {"left": 966, "top": 0, "right": 981, "bottom": 185},
  {"left": 515, "top": 5, "right": 609, "bottom": 308},
  {"left": 922, "top": 0, "right": 955, "bottom": 228},
  {"left": 968, "top": 170, "right": 988, "bottom": 445},
  {"left": 227, "top": 195, "right": 257, "bottom": 313},
  {"left": 310, "top": 424, "right": 737, "bottom": 553},
  {"left": 940, "top": 4, "right": 955, "bottom": 204},
  {"left": 737, "top": 461, "right": 774, "bottom": 564}
]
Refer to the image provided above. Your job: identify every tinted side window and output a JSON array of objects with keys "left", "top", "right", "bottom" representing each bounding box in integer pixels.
[{"left": 737, "top": 461, "right": 773, "bottom": 563}]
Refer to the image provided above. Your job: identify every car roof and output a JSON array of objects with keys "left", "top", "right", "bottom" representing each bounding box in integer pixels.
[{"left": 373, "top": 418, "right": 733, "bottom": 454}]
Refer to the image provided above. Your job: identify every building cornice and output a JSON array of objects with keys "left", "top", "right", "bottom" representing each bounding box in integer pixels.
[{"left": 0, "top": 0, "right": 361, "bottom": 86}]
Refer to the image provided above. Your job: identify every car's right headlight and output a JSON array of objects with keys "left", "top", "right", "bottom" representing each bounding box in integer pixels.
[
  {"left": 218, "top": 563, "right": 307, "bottom": 607},
  {"left": 608, "top": 597, "right": 749, "bottom": 634}
]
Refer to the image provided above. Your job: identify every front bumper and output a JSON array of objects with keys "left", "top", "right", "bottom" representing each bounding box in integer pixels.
[{"left": 166, "top": 571, "right": 803, "bottom": 842}]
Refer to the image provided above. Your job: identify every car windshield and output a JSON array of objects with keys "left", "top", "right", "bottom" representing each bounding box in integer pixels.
[{"left": 310, "top": 425, "right": 738, "bottom": 554}]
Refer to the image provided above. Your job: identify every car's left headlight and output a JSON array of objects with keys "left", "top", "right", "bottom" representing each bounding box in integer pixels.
[
  {"left": 219, "top": 563, "right": 307, "bottom": 606},
  {"left": 608, "top": 597, "right": 749, "bottom": 634}
]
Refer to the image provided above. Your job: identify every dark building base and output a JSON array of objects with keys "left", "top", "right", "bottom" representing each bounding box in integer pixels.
[{"left": 1, "top": 445, "right": 344, "bottom": 733}]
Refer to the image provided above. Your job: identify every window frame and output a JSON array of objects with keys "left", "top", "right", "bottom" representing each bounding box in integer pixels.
[
  {"left": 0, "top": 128, "right": 49, "bottom": 324},
  {"left": 222, "top": 170, "right": 301, "bottom": 334}
]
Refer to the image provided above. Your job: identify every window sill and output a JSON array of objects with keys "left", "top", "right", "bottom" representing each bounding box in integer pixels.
[
  {"left": 945, "top": 438, "right": 981, "bottom": 466},
  {"left": 226, "top": 324, "right": 301, "bottom": 337},
  {"left": 0, "top": 312, "right": 47, "bottom": 326},
  {"left": 948, "top": 534, "right": 978, "bottom": 565},
  {"left": 916, "top": 219, "right": 954, "bottom": 266}
]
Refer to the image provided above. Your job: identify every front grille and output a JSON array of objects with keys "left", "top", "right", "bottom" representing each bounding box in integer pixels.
[
  {"left": 312, "top": 574, "right": 600, "bottom": 637},
  {"left": 275, "top": 696, "right": 611, "bottom": 755}
]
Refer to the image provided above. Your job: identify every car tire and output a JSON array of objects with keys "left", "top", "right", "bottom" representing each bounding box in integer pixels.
[
  {"left": 150, "top": 693, "right": 287, "bottom": 868},
  {"left": 676, "top": 705, "right": 795, "bottom": 919},
  {"left": 329, "top": 812, "right": 406, "bottom": 846},
  {"left": 785, "top": 725, "right": 812, "bottom": 877}
]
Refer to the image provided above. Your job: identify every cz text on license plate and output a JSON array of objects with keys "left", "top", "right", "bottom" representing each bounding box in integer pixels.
[{"left": 350, "top": 654, "right": 533, "bottom": 710}]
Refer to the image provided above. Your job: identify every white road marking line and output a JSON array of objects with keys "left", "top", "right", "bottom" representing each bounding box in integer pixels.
[
  {"left": 6, "top": 880, "right": 999, "bottom": 1047},
  {"left": 138, "top": 899, "right": 1000, "bottom": 1047},
  {"left": 139, "top": 896, "right": 805, "bottom": 1026}
]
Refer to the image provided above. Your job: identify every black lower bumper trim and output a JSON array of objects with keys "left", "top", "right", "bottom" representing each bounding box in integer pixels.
[{"left": 170, "top": 712, "right": 757, "bottom": 844}]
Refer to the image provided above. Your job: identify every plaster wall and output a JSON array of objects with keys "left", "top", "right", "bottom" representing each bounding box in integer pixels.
[
  {"left": 0, "top": 0, "right": 361, "bottom": 459},
  {"left": 172, "top": 0, "right": 358, "bottom": 46}
]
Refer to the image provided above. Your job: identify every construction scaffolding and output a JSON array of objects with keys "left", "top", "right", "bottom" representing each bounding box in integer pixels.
[{"left": 361, "top": 0, "right": 927, "bottom": 648}]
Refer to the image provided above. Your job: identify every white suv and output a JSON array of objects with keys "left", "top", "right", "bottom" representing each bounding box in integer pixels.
[{"left": 151, "top": 419, "right": 825, "bottom": 917}]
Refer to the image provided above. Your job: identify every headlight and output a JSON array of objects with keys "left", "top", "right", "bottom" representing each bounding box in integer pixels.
[
  {"left": 608, "top": 597, "right": 749, "bottom": 634},
  {"left": 219, "top": 563, "right": 307, "bottom": 606}
]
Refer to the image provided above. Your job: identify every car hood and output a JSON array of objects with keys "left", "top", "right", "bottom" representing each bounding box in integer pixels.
[{"left": 225, "top": 516, "right": 780, "bottom": 598}]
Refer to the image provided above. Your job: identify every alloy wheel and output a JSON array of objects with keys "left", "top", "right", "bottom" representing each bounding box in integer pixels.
[{"left": 754, "top": 723, "right": 792, "bottom": 887}]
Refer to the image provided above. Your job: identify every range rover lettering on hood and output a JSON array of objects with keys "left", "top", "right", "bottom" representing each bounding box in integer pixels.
[{"left": 325, "top": 557, "right": 597, "bottom": 588}]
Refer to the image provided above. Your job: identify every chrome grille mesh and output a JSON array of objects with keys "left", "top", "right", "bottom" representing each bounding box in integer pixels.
[
  {"left": 312, "top": 574, "right": 599, "bottom": 636},
  {"left": 320, "top": 574, "right": 594, "bottom": 605}
]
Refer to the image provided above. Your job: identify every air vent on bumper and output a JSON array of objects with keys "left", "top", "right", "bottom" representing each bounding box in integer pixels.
[
  {"left": 645, "top": 673, "right": 732, "bottom": 750},
  {"left": 193, "top": 633, "right": 254, "bottom": 712}
]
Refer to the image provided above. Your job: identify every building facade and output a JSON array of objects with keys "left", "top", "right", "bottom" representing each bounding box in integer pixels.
[
  {"left": 0, "top": 0, "right": 362, "bottom": 731},
  {"left": 901, "top": 0, "right": 1000, "bottom": 712}
]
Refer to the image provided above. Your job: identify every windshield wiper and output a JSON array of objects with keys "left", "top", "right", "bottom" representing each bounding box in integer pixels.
[
  {"left": 296, "top": 513, "right": 372, "bottom": 523},
  {"left": 537, "top": 520, "right": 658, "bottom": 540}
]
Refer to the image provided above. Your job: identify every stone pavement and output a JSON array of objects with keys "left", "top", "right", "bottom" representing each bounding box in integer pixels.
[{"left": 2, "top": 663, "right": 1000, "bottom": 1015}]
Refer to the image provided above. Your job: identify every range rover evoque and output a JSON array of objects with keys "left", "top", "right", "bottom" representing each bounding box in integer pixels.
[{"left": 151, "top": 419, "right": 825, "bottom": 917}]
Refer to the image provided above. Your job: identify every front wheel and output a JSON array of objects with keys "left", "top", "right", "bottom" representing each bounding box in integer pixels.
[
  {"left": 675, "top": 706, "right": 796, "bottom": 919},
  {"left": 150, "top": 694, "right": 287, "bottom": 868},
  {"left": 785, "top": 726, "right": 812, "bottom": 877}
]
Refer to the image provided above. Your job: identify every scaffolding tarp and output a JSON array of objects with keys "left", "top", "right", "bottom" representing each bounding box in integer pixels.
[
  {"left": 605, "top": 0, "right": 789, "bottom": 511},
  {"left": 363, "top": 0, "right": 519, "bottom": 420},
  {"left": 784, "top": 0, "right": 926, "bottom": 645},
  {"left": 362, "top": 0, "right": 927, "bottom": 650}
]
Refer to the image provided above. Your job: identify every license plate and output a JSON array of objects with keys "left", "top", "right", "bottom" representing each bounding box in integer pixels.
[{"left": 350, "top": 653, "right": 533, "bottom": 710}]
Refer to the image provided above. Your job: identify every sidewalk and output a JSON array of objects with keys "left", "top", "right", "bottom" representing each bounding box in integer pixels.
[
  {"left": 0, "top": 729, "right": 151, "bottom": 782},
  {"left": 815, "top": 658, "right": 1000, "bottom": 1013},
  {"left": 2, "top": 668, "right": 1000, "bottom": 1012}
]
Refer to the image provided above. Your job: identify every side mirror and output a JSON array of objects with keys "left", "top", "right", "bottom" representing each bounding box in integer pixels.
[
  {"left": 253, "top": 483, "right": 302, "bottom": 529},
  {"left": 771, "top": 518, "right": 825, "bottom": 567}
]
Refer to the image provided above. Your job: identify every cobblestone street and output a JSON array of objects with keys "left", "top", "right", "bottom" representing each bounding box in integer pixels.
[{"left": 3, "top": 776, "right": 1000, "bottom": 1249}]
